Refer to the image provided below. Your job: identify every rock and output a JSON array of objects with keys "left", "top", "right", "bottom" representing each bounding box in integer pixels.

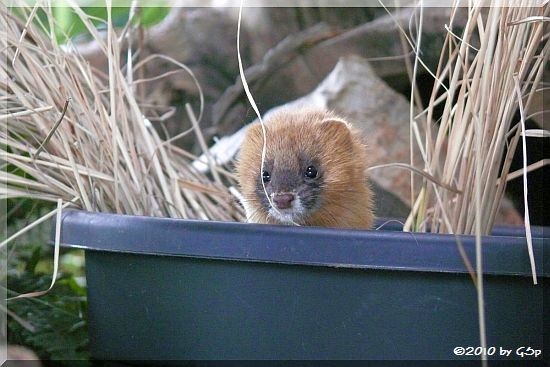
[{"left": 210, "top": 7, "right": 467, "bottom": 142}]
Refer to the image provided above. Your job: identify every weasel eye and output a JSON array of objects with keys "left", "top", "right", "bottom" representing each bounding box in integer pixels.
[
  {"left": 305, "top": 166, "right": 318, "bottom": 179},
  {"left": 262, "top": 170, "right": 271, "bottom": 183}
]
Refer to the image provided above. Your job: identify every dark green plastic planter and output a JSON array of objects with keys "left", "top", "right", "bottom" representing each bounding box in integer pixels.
[{"left": 53, "top": 210, "right": 548, "bottom": 362}]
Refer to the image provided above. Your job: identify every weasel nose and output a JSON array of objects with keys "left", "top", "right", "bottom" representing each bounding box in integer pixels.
[{"left": 273, "top": 193, "right": 295, "bottom": 209}]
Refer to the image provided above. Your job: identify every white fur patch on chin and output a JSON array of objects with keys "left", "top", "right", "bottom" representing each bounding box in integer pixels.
[{"left": 268, "top": 197, "right": 305, "bottom": 224}]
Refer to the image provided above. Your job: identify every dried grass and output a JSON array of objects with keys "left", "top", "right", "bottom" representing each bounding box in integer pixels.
[
  {"left": 1, "top": 4, "right": 245, "bottom": 224},
  {"left": 404, "top": 3, "right": 548, "bottom": 238}
]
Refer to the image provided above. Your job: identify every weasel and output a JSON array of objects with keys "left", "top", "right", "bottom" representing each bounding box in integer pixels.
[{"left": 235, "top": 108, "right": 374, "bottom": 229}]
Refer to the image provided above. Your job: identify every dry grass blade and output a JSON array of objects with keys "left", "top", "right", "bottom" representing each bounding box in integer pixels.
[
  {"left": 7, "top": 199, "right": 64, "bottom": 300},
  {"left": 513, "top": 74, "right": 537, "bottom": 285},
  {"left": 0, "top": 105, "right": 53, "bottom": 120},
  {"left": 33, "top": 98, "right": 70, "bottom": 158},
  {"left": 368, "top": 163, "right": 461, "bottom": 194},
  {"left": 502, "top": 159, "right": 549, "bottom": 182}
]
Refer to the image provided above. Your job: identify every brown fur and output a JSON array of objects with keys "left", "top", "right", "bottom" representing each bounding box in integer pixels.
[{"left": 235, "top": 108, "right": 374, "bottom": 229}]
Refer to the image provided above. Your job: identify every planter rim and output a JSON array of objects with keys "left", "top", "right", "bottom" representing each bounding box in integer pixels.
[{"left": 53, "top": 209, "right": 549, "bottom": 277}]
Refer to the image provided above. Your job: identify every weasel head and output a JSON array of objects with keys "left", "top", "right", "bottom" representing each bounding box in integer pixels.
[{"left": 236, "top": 108, "right": 368, "bottom": 226}]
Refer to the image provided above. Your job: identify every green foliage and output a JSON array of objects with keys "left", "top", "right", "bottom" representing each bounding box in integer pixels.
[
  {"left": 7, "top": 233, "right": 89, "bottom": 363},
  {"left": 15, "top": 5, "right": 170, "bottom": 43},
  {"left": 53, "top": 6, "right": 170, "bottom": 42}
]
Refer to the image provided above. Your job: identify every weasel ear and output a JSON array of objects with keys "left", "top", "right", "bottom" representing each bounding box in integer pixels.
[
  {"left": 320, "top": 118, "right": 353, "bottom": 140},
  {"left": 245, "top": 122, "right": 262, "bottom": 136},
  {"left": 243, "top": 122, "right": 265, "bottom": 145}
]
